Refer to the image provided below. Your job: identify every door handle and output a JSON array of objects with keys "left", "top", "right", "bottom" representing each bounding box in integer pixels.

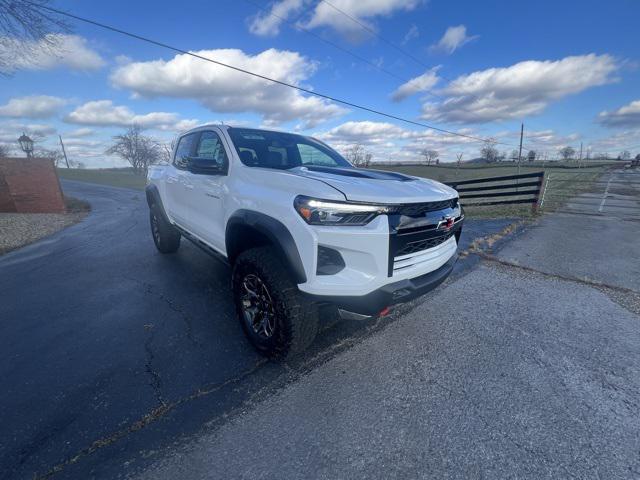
[
  {"left": 167, "top": 176, "right": 178, "bottom": 184},
  {"left": 184, "top": 184, "right": 194, "bottom": 190}
]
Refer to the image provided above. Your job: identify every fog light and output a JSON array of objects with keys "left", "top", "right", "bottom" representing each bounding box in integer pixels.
[{"left": 317, "top": 246, "right": 345, "bottom": 275}]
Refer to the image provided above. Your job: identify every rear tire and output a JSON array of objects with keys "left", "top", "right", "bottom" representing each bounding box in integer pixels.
[
  {"left": 232, "top": 246, "right": 319, "bottom": 358},
  {"left": 150, "top": 205, "right": 181, "bottom": 253}
]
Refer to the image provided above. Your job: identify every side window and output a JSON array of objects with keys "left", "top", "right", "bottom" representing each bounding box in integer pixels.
[
  {"left": 173, "top": 133, "right": 198, "bottom": 169},
  {"left": 195, "top": 131, "right": 228, "bottom": 168}
]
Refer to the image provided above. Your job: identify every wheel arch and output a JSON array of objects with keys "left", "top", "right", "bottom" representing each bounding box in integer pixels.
[{"left": 226, "top": 210, "right": 307, "bottom": 284}]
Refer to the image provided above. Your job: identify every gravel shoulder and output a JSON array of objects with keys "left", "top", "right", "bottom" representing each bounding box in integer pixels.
[{"left": 0, "top": 197, "right": 90, "bottom": 255}]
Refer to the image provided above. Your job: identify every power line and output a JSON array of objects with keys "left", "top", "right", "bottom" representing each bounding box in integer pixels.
[
  {"left": 244, "top": 0, "right": 412, "bottom": 85},
  {"left": 30, "top": 2, "right": 520, "bottom": 147},
  {"left": 319, "top": 0, "right": 430, "bottom": 70}
]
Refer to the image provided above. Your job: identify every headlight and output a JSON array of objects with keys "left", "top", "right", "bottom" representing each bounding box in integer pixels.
[{"left": 294, "top": 195, "right": 389, "bottom": 226}]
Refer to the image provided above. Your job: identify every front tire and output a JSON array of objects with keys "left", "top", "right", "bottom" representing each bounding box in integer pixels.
[
  {"left": 150, "top": 205, "right": 181, "bottom": 253},
  {"left": 232, "top": 247, "right": 319, "bottom": 358}
]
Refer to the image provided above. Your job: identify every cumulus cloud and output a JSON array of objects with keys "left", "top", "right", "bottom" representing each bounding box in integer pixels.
[
  {"left": 429, "top": 25, "right": 478, "bottom": 55},
  {"left": 110, "top": 48, "right": 346, "bottom": 128},
  {"left": 391, "top": 67, "right": 440, "bottom": 101},
  {"left": 64, "top": 100, "right": 199, "bottom": 131},
  {"left": 302, "top": 0, "right": 419, "bottom": 40},
  {"left": 0, "top": 95, "right": 67, "bottom": 118},
  {"left": 249, "top": 0, "right": 304, "bottom": 36},
  {"left": 598, "top": 100, "right": 640, "bottom": 128},
  {"left": 422, "top": 54, "right": 619, "bottom": 123},
  {"left": 0, "top": 121, "right": 57, "bottom": 143},
  {"left": 315, "top": 120, "right": 479, "bottom": 162},
  {"left": 65, "top": 127, "right": 95, "bottom": 138},
  {"left": 0, "top": 34, "right": 105, "bottom": 74}
]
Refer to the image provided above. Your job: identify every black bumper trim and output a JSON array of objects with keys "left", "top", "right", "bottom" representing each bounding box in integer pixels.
[{"left": 307, "top": 254, "right": 458, "bottom": 316}]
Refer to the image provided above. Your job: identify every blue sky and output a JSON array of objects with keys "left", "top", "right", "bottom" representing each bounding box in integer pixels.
[{"left": 1, "top": 0, "right": 639, "bottom": 166}]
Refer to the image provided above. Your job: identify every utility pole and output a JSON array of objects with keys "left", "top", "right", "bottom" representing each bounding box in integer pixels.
[
  {"left": 517, "top": 123, "right": 523, "bottom": 177},
  {"left": 578, "top": 142, "right": 583, "bottom": 168},
  {"left": 59, "top": 135, "right": 70, "bottom": 168},
  {"left": 516, "top": 123, "right": 524, "bottom": 192}
]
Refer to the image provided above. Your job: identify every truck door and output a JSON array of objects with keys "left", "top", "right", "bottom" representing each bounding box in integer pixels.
[
  {"left": 185, "top": 129, "right": 230, "bottom": 254},
  {"left": 164, "top": 132, "right": 198, "bottom": 229}
]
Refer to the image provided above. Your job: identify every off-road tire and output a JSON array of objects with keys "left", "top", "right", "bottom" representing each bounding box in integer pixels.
[
  {"left": 232, "top": 246, "right": 319, "bottom": 358},
  {"left": 149, "top": 205, "right": 181, "bottom": 253}
]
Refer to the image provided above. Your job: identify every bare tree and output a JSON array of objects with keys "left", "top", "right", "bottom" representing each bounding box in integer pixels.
[
  {"left": 33, "top": 146, "right": 63, "bottom": 166},
  {"left": 0, "top": 0, "right": 71, "bottom": 75},
  {"left": 345, "top": 143, "right": 371, "bottom": 168},
  {"left": 480, "top": 138, "right": 499, "bottom": 163},
  {"left": 618, "top": 150, "right": 631, "bottom": 161},
  {"left": 0, "top": 143, "right": 10, "bottom": 157},
  {"left": 527, "top": 150, "right": 537, "bottom": 162},
  {"left": 510, "top": 149, "right": 519, "bottom": 162},
  {"left": 559, "top": 146, "right": 576, "bottom": 161},
  {"left": 106, "top": 125, "right": 162, "bottom": 175},
  {"left": 159, "top": 142, "right": 173, "bottom": 164},
  {"left": 420, "top": 149, "right": 439, "bottom": 166}
]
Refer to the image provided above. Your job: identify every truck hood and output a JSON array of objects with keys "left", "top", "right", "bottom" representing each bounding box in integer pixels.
[{"left": 290, "top": 166, "right": 457, "bottom": 203}]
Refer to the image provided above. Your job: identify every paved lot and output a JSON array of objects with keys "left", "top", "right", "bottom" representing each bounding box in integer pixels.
[
  {"left": 0, "top": 180, "right": 514, "bottom": 480},
  {"left": 131, "top": 211, "right": 640, "bottom": 480}
]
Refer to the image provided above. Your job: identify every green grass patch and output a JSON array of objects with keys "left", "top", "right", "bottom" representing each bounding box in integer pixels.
[{"left": 57, "top": 168, "right": 146, "bottom": 191}]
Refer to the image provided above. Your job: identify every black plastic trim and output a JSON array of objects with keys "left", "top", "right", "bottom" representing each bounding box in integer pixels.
[
  {"left": 226, "top": 210, "right": 307, "bottom": 284},
  {"left": 145, "top": 184, "right": 170, "bottom": 221},
  {"left": 307, "top": 254, "right": 457, "bottom": 316}
]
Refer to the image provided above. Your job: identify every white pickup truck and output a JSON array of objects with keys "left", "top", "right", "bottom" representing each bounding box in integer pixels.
[{"left": 147, "top": 125, "right": 463, "bottom": 357}]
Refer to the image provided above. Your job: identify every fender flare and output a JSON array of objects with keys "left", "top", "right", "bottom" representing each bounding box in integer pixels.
[
  {"left": 226, "top": 210, "right": 307, "bottom": 284},
  {"left": 145, "top": 184, "right": 170, "bottom": 221}
]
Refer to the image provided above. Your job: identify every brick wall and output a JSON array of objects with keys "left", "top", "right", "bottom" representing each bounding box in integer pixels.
[{"left": 0, "top": 158, "right": 66, "bottom": 213}]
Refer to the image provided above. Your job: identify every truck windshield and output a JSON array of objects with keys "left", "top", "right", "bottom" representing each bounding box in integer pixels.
[{"left": 227, "top": 127, "right": 353, "bottom": 170}]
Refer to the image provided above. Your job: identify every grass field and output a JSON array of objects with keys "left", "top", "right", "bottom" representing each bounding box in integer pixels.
[
  {"left": 57, "top": 168, "right": 146, "bottom": 191},
  {"left": 57, "top": 161, "right": 616, "bottom": 219}
]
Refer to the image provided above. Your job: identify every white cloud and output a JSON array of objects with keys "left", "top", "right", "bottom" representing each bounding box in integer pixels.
[
  {"left": 429, "top": 25, "right": 478, "bottom": 55},
  {"left": 315, "top": 120, "right": 480, "bottom": 162},
  {"left": 391, "top": 67, "right": 440, "bottom": 101},
  {"left": 0, "top": 34, "right": 105, "bottom": 74},
  {"left": 302, "top": 0, "right": 419, "bottom": 40},
  {"left": 249, "top": 0, "right": 304, "bottom": 36},
  {"left": 0, "top": 95, "right": 67, "bottom": 118},
  {"left": 422, "top": 54, "right": 619, "bottom": 123},
  {"left": 402, "top": 24, "right": 419, "bottom": 45},
  {"left": 65, "top": 127, "right": 95, "bottom": 138},
  {"left": 598, "top": 100, "right": 640, "bottom": 128},
  {"left": 64, "top": 100, "right": 198, "bottom": 131},
  {"left": 0, "top": 121, "right": 57, "bottom": 143},
  {"left": 110, "top": 48, "right": 346, "bottom": 128}
]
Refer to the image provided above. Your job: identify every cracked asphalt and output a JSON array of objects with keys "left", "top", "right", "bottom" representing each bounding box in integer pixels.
[{"left": 0, "top": 180, "right": 515, "bottom": 480}]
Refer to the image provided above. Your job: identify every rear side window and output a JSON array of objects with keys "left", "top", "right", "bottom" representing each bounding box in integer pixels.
[
  {"left": 173, "top": 133, "right": 198, "bottom": 169},
  {"left": 195, "top": 131, "right": 228, "bottom": 168}
]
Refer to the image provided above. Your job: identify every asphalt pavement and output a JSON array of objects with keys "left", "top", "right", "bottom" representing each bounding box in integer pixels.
[
  {"left": 130, "top": 204, "right": 640, "bottom": 480},
  {"left": 0, "top": 180, "right": 515, "bottom": 480}
]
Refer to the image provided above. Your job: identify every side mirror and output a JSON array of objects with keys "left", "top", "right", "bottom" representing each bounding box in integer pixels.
[{"left": 187, "top": 157, "right": 225, "bottom": 175}]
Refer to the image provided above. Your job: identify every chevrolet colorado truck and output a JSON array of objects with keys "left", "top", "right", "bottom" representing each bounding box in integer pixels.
[{"left": 146, "top": 125, "right": 463, "bottom": 357}]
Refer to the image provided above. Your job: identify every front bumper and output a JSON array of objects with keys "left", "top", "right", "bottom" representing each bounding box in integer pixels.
[{"left": 306, "top": 254, "right": 458, "bottom": 316}]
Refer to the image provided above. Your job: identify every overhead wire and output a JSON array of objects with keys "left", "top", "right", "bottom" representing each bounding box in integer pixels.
[{"left": 29, "top": 2, "right": 521, "bottom": 147}]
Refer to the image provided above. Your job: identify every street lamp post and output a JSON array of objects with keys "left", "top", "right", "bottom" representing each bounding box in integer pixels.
[{"left": 18, "top": 133, "right": 34, "bottom": 158}]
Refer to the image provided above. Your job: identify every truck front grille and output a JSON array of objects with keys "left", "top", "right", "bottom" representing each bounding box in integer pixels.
[
  {"left": 395, "top": 231, "right": 454, "bottom": 257},
  {"left": 387, "top": 198, "right": 458, "bottom": 217}
]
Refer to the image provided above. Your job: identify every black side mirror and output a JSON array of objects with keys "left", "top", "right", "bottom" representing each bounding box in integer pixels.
[{"left": 187, "top": 157, "right": 225, "bottom": 175}]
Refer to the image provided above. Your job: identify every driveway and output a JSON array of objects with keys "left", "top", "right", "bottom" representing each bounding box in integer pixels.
[
  {"left": 127, "top": 206, "right": 638, "bottom": 477},
  {"left": 0, "top": 180, "right": 515, "bottom": 480}
]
